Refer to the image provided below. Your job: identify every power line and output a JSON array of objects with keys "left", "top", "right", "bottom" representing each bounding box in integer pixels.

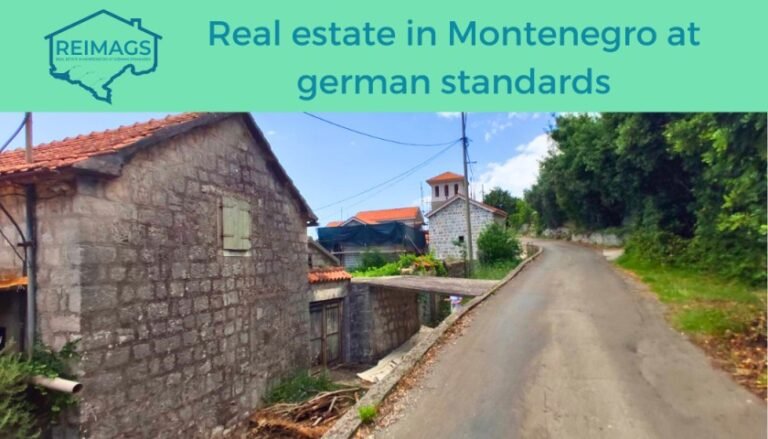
[
  {"left": 315, "top": 140, "right": 461, "bottom": 212},
  {"left": 0, "top": 113, "right": 28, "bottom": 154},
  {"left": 303, "top": 112, "right": 460, "bottom": 147}
]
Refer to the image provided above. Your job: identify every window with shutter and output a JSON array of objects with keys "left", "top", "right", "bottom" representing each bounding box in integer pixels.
[{"left": 222, "top": 196, "right": 252, "bottom": 254}]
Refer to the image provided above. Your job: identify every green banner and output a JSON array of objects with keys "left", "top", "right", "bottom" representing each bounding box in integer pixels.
[{"left": 2, "top": 0, "right": 766, "bottom": 110}]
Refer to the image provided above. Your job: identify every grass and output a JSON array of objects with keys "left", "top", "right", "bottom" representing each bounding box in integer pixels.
[
  {"left": 358, "top": 405, "right": 377, "bottom": 424},
  {"left": 264, "top": 371, "right": 340, "bottom": 404},
  {"left": 470, "top": 259, "right": 520, "bottom": 280},
  {"left": 616, "top": 253, "right": 765, "bottom": 338}
]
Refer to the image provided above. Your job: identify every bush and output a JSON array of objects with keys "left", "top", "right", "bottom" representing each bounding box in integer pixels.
[
  {"left": 0, "top": 340, "right": 80, "bottom": 438},
  {"left": 264, "top": 371, "right": 339, "bottom": 404},
  {"left": 351, "top": 253, "right": 446, "bottom": 277},
  {"left": 624, "top": 228, "right": 688, "bottom": 266},
  {"left": 358, "top": 405, "right": 377, "bottom": 424},
  {"left": 0, "top": 346, "right": 39, "bottom": 439},
  {"left": 358, "top": 249, "right": 388, "bottom": 271},
  {"left": 476, "top": 223, "right": 522, "bottom": 265}
]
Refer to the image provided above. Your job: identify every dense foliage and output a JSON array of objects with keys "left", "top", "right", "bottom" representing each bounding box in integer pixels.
[
  {"left": 351, "top": 253, "right": 446, "bottom": 277},
  {"left": 525, "top": 113, "right": 766, "bottom": 284},
  {"left": 483, "top": 188, "right": 537, "bottom": 231},
  {"left": 357, "top": 249, "right": 390, "bottom": 271},
  {"left": 476, "top": 223, "right": 522, "bottom": 265},
  {"left": 0, "top": 340, "right": 80, "bottom": 438}
]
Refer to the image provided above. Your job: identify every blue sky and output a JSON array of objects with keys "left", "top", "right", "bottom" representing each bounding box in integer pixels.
[{"left": 0, "top": 112, "right": 555, "bottom": 228}]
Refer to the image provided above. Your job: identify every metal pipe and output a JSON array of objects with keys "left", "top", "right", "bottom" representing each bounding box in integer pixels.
[
  {"left": 23, "top": 113, "right": 37, "bottom": 358},
  {"left": 24, "top": 112, "right": 32, "bottom": 163},
  {"left": 31, "top": 376, "right": 83, "bottom": 394},
  {"left": 23, "top": 187, "right": 36, "bottom": 357}
]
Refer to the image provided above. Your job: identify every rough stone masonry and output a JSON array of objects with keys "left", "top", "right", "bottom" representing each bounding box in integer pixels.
[{"left": 0, "top": 114, "right": 314, "bottom": 437}]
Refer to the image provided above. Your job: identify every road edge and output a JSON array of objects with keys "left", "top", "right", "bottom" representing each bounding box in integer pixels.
[{"left": 322, "top": 243, "right": 544, "bottom": 439}]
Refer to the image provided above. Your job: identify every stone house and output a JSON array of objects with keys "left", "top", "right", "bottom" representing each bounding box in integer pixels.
[
  {"left": 307, "top": 237, "right": 340, "bottom": 269},
  {"left": 425, "top": 172, "right": 507, "bottom": 260},
  {"left": 0, "top": 113, "right": 318, "bottom": 437}
]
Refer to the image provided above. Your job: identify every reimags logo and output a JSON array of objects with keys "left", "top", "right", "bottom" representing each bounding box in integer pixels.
[{"left": 45, "top": 10, "right": 161, "bottom": 103}]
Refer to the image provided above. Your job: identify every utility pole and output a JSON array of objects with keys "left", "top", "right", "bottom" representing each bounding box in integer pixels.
[
  {"left": 419, "top": 183, "right": 424, "bottom": 213},
  {"left": 461, "top": 112, "right": 474, "bottom": 274}
]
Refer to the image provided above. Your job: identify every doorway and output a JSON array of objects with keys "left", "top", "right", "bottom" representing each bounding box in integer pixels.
[{"left": 309, "top": 300, "right": 342, "bottom": 367}]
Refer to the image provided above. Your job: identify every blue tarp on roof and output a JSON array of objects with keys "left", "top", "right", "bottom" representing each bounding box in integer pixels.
[{"left": 317, "top": 221, "right": 426, "bottom": 253}]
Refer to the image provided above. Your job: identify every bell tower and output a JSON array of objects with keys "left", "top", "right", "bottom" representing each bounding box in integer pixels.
[{"left": 426, "top": 171, "right": 466, "bottom": 210}]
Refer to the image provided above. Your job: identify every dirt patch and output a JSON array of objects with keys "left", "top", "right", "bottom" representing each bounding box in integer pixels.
[{"left": 694, "top": 314, "right": 767, "bottom": 399}]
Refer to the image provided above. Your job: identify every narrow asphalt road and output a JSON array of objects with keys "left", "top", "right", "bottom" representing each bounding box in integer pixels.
[{"left": 378, "top": 240, "right": 766, "bottom": 439}]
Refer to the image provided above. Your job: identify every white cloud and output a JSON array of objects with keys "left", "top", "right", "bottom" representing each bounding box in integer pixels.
[
  {"left": 474, "top": 134, "right": 554, "bottom": 197},
  {"left": 436, "top": 112, "right": 461, "bottom": 119},
  {"left": 483, "top": 113, "right": 549, "bottom": 142}
]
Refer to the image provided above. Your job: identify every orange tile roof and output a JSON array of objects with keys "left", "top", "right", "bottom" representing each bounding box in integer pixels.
[
  {"left": 427, "top": 171, "right": 464, "bottom": 183},
  {"left": 308, "top": 267, "right": 352, "bottom": 284},
  {"left": 0, "top": 113, "right": 204, "bottom": 178},
  {"left": 354, "top": 207, "right": 421, "bottom": 224},
  {"left": 0, "top": 276, "right": 27, "bottom": 291},
  {"left": 326, "top": 220, "right": 343, "bottom": 227}
]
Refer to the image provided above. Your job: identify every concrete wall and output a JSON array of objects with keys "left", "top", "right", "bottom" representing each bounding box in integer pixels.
[
  {"left": 428, "top": 200, "right": 503, "bottom": 261},
  {"left": 0, "top": 117, "right": 311, "bottom": 438}
]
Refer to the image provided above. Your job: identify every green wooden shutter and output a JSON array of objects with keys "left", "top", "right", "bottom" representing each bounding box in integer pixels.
[
  {"left": 223, "top": 196, "right": 252, "bottom": 252},
  {"left": 222, "top": 196, "right": 239, "bottom": 250},
  {"left": 237, "top": 199, "right": 252, "bottom": 251}
]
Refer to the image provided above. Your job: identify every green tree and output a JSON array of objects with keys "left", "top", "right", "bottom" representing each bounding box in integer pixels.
[
  {"left": 483, "top": 188, "right": 518, "bottom": 216},
  {"left": 526, "top": 112, "right": 766, "bottom": 284},
  {"left": 484, "top": 187, "right": 536, "bottom": 231}
]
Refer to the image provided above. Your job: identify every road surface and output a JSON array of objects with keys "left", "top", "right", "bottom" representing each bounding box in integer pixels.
[{"left": 378, "top": 240, "right": 766, "bottom": 439}]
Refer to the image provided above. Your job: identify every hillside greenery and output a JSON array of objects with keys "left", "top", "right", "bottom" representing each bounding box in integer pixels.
[{"left": 525, "top": 113, "right": 766, "bottom": 285}]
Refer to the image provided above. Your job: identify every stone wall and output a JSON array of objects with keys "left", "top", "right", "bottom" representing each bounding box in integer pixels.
[
  {"left": 345, "top": 282, "right": 372, "bottom": 363},
  {"left": 540, "top": 227, "right": 624, "bottom": 247},
  {"left": 0, "top": 117, "right": 311, "bottom": 438},
  {"left": 0, "top": 181, "right": 84, "bottom": 352},
  {"left": 307, "top": 240, "right": 337, "bottom": 269},
  {"left": 345, "top": 283, "right": 420, "bottom": 363},
  {"left": 428, "top": 200, "right": 503, "bottom": 261},
  {"left": 369, "top": 286, "right": 420, "bottom": 358},
  {"left": 75, "top": 117, "right": 309, "bottom": 438}
]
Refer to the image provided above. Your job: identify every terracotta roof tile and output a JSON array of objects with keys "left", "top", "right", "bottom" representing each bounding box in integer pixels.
[
  {"left": 308, "top": 267, "right": 352, "bottom": 284},
  {"left": 354, "top": 207, "right": 421, "bottom": 224},
  {"left": 426, "top": 171, "right": 464, "bottom": 183},
  {"left": 326, "top": 220, "right": 343, "bottom": 227},
  {"left": 0, "top": 113, "right": 204, "bottom": 178}
]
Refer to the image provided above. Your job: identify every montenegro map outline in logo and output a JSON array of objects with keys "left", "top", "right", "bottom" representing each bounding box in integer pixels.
[{"left": 45, "top": 10, "right": 161, "bottom": 103}]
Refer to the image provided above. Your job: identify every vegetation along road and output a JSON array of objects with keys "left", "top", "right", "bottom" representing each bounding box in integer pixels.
[{"left": 377, "top": 240, "right": 766, "bottom": 439}]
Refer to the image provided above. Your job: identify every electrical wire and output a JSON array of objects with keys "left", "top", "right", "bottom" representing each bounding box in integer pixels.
[
  {"left": 0, "top": 113, "right": 28, "bottom": 154},
  {"left": 303, "top": 112, "right": 461, "bottom": 147},
  {"left": 315, "top": 140, "right": 461, "bottom": 212}
]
